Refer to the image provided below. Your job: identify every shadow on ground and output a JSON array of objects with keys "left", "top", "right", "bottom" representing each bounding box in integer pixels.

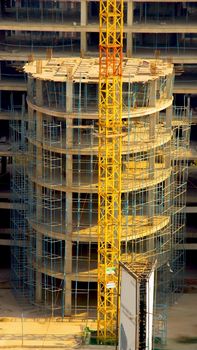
[{"left": 176, "top": 336, "right": 197, "bottom": 344}]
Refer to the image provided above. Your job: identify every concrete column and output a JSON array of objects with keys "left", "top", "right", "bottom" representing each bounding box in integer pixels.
[
  {"left": 165, "top": 106, "right": 172, "bottom": 215},
  {"left": 35, "top": 110, "right": 43, "bottom": 303},
  {"left": 36, "top": 79, "right": 43, "bottom": 107},
  {"left": 66, "top": 80, "right": 73, "bottom": 112},
  {"left": 148, "top": 113, "right": 156, "bottom": 221},
  {"left": 177, "top": 3, "right": 182, "bottom": 18},
  {"left": 80, "top": 0, "right": 87, "bottom": 55},
  {"left": 64, "top": 80, "right": 73, "bottom": 315},
  {"left": 40, "top": 0, "right": 44, "bottom": 22},
  {"left": 80, "top": 32, "right": 87, "bottom": 55},
  {"left": 81, "top": 0, "right": 87, "bottom": 26},
  {"left": 184, "top": 96, "right": 191, "bottom": 145},
  {"left": 1, "top": 157, "right": 7, "bottom": 174},
  {"left": 165, "top": 100, "right": 171, "bottom": 231},
  {"left": 0, "top": 62, "right": 1, "bottom": 112},
  {"left": 127, "top": 0, "right": 134, "bottom": 26},
  {"left": 27, "top": 77, "right": 33, "bottom": 101},
  {"left": 166, "top": 105, "right": 172, "bottom": 129},
  {"left": 149, "top": 113, "right": 156, "bottom": 173},
  {"left": 147, "top": 113, "right": 156, "bottom": 256},
  {"left": 139, "top": 2, "right": 143, "bottom": 22},
  {"left": 166, "top": 74, "right": 173, "bottom": 100},
  {"left": 127, "top": 1, "right": 133, "bottom": 57},
  {"left": 149, "top": 80, "right": 156, "bottom": 108},
  {"left": 127, "top": 34, "right": 133, "bottom": 57},
  {"left": 16, "top": 0, "right": 19, "bottom": 21}
]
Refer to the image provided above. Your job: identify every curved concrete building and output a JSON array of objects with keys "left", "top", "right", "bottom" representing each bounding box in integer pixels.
[{"left": 10, "top": 57, "right": 189, "bottom": 344}]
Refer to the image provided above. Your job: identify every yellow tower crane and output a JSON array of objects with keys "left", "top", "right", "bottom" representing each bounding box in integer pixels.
[{"left": 97, "top": 0, "right": 123, "bottom": 342}]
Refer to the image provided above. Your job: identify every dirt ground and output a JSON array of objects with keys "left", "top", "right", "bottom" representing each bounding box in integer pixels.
[
  {"left": 0, "top": 282, "right": 196, "bottom": 349},
  {"left": 0, "top": 288, "right": 98, "bottom": 349},
  {"left": 165, "top": 293, "right": 197, "bottom": 350}
]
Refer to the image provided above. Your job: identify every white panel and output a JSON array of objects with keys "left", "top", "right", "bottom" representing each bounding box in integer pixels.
[
  {"left": 146, "top": 270, "right": 155, "bottom": 350},
  {"left": 119, "top": 268, "right": 138, "bottom": 350}
]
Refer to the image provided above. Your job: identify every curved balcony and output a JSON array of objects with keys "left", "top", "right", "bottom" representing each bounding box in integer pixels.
[
  {"left": 28, "top": 163, "right": 172, "bottom": 193},
  {"left": 27, "top": 97, "right": 173, "bottom": 120},
  {"left": 28, "top": 215, "right": 170, "bottom": 243},
  {"left": 27, "top": 126, "right": 172, "bottom": 156}
]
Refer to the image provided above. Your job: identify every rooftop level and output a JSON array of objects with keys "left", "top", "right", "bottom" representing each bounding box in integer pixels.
[{"left": 24, "top": 57, "right": 173, "bottom": 83}]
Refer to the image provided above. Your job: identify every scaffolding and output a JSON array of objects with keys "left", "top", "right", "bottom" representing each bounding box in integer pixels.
[
  {"left": 27, "top": 118, "right": 64, "bottom": 314},
  {"left": 170, "top": 106, "right": 191, "bottom": 302},
  {"left": 10, "top": 57, "right": 190, "bottom": 345},
  {"left": 10, "top": 97, "right": 28, "bottom": 299}
]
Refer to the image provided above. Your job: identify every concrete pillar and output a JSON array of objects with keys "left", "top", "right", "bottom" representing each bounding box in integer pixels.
[
  {"left": 27, "top": 77, "right": 33, "bottom": 101},
  {"left": 66, "top": 81, "right": 73, "bottom": 112},
  {"left": 0, "top": 62, "right": 1, "bottom": 112},
  {"left": 80, "top": 0, "right": 87, "bottom": 55},
  {"left": 127, "top": 0, "right": 133, "bottom": 26},
  {"left": 166, "top": 105, "right": 172, "bottom": 129},
  {"left": 16, "top": 0, "right": 19, "bottom": 21},
  {"left": 127, "top": 1, "right": 133, "bottom": 57},
  {"left": 184, "top": 96, "right": 191, "bottom": 145},
  {"left": 139, "top": 2, "right": 143, "bottom": 22},
  {"left": 64, "top": 80, "right": 73, "bottom": 315},
  {"left": 1, "top": 157, "right": 7, "bottom": 174},
  {"left": 165, "top": 105, "right": 172, "bottom": 213},
  {"left": 36, "top": 79, "right": 43, "bottom": 107},
  {"left": 148, "top": 113, "right": 156, "bottom": 224},
  {"left": 166, "top": 74, "right": 173, "bottom": 99},
  {"left": 149, "top": 113, "right": 156, "bottom": 174},
  {"left": 80, "top": 32, "right": 87, "bottom": 55},
  {"left": 81, "top": 0, "right": 87, "bottom": 26},
  {"left": 64, "top": 141, "right": 73, "bottom": 315},
  {"left": 127, "top": 34, "right": 133, "bottom": 58},
  {"left": 35, "top": 110, "right": 43, "bottom": 303},
  {"left": 40, "top": 0, "right": 44, "bottom": 22},
  {"left": 147, "top": 112, "right": 157, "bottom": 257},
  {"left": 149, "top": 80, "right": 156, "bottom": 108}
]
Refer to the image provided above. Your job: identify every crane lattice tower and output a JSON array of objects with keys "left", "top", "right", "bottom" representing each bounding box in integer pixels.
[{"left": 97, "top": 0, "right": 123, "bottom": 341}]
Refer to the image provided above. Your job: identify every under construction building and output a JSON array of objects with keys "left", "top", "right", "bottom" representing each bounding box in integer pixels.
[
  {"left": 10, "top": 56, "right": 190, "bottom": 345},
  {"left": 0, "top": 0, "right": 196, "bottom": 347}
]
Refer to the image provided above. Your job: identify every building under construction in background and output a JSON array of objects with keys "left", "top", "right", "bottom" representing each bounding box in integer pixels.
[
  {"left": 10, "top": 55, "right": 190, "bottom": 346},
  {"left": 0, "top": 0, "right": 196, "bottom": 348}
]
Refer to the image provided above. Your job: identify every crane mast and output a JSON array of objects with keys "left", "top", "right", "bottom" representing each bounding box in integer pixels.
[{"left": 97, "top": 0, "right": 123, "bottom": 341}]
